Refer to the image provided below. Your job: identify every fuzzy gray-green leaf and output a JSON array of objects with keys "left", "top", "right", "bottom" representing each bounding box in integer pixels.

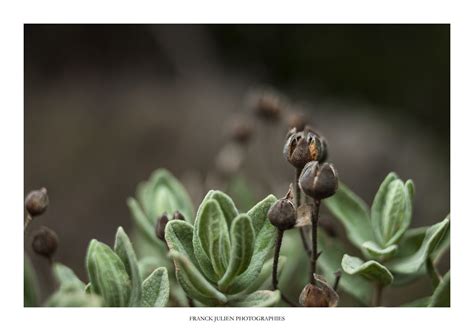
[
  {"left": 218, "top": 214, "right": 255, "bottom": 289},
  {"left": 230, "top": 290, "right": 281, "bottom": 307},
  {"left": 387, "top": 215, "right": 450, "bottom": 274},
  {"left": 169, "top": 250, "right": 227, "bottom": 305},
  {"left": 342, "top": 254, "right": 394, "bottom": 286},
  {"left": 371, "top": 172, "right": 398, "bottom": 245},
  {"left": 47, "top": 290, "right": 103, "bottom": 307},
  {"left": 244, "top": 256, "right": 286, "bottom": 294},
  {"left": 114, "top": 227, "right": 142, "bottom": 306},
  {"left": 86, "top": 239, "right": 131, "bottom": 307},
  {"left": 165, "top": 220, "right": 197, "bottom": 264},
  {"left": 362, "top": 241, "right": 398, "bottom": 261},
  {"left": 324, "top": 182, "right": 373, "bottom": 248},
  {"left": 127, "top": 197, "right": 159, "bottom": 244},
  {"left": 207, "top": 190, "right": 239, "bottom": 228},
  {"left": 52, "top": 263, "right": 85, "bottom": 292},
  {"left": 195, "top": 199, "right": 230, "bottom": 278},
  {"left": 142, "top": 267, "right": 169, "bottom": 307},
  {"left": 247, "top": 194, "right": 277, "bottom": 234},
  {"left": 429, "top": 271, "right": 450, "bottom": 307},
  {"left": 24, "top": 255, "right": 39, "bottom": 307}
]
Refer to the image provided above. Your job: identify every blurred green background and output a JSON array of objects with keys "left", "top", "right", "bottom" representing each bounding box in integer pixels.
[{"left": 24, "top": 24, "right": 449, "bottom": 306}]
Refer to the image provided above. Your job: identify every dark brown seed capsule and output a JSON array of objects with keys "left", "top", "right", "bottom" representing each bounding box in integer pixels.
[
  {"left": 32, "top": 226, "right": 58, "bottom": 260},
  {"left": 25, "top": 188, "right": 49, "bottom": 216},
  {"left": 173, "top": 211, "right": 185, "bottom": 221},
  {"left": 267, "top": 188, "right": 297, "bottom": 231},
  {"left": 287, "top": 112, "right": 307, "bottom": 132},
  {"left": 299, "top": 275, "right": 339, "bottom": 307},
  {"left": 230, "top": 119, "right": 253, "bottom": 145},
  {"left": 155, "top": 213, "right": 170, "bottom": 241},
  {"left": 299, "top": 161, "right": 339, "bottom": 200},
  {"left": 283, "top": 126, "right": 326, "bottom": 169},
  {"left": 254, "top": 93, "right": 283, "bottom": 122}
]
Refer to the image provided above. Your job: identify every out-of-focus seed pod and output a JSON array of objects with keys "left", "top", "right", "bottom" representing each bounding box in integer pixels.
[
  {"left": 254, "top": 93, "right": 283, "bottom": 122},
  {"left": 173, "top": 211, "right": 185, "bottom": 221},
  {"left": 155, "top": 213, "right": 169, "bottom": 241},
  {"left": 32, "top": 226, "right": 58, "bottom": 260},
  {"left": 299, "top": 275, "right": 339, "bottom": 307},
  {"left": 299, "top": 161, "right": 339, "bottom": 200},
  {"left": 230, "top": 119, "right": 253, "bottom": 145},
  {"left": 267, "top": 187, "right": 297, "bottom": 231},
  {"left": 25, "top": 188, "right": 49, "bottom": 216},
  {"left": 283, "top": 126, "right": 327, "bottom": 169},
  {"left": 287, "top": 112, "right": 307, "bottom": 132}
]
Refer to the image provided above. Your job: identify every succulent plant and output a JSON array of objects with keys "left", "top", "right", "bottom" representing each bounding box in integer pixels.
[
  {"left": 165, "top": 190, "right": 282, "bottom": 306},
  {"left": 322, "top": 172, "right": 450, "bottom": 306},
  {"left": 45, "top": 227, "right": 170, "bottom": 307}
]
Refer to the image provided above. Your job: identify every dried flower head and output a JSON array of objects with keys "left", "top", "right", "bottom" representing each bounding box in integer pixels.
[
  {"left": 287, "top": 112, "right": 307, "bottom": 132},
  {"left": 299, "top": 161, "right": 338, "bottom": 200},
  {"left": 299, "top": 275, "right": 339, "bottom": 307},
  {"left": 230, "top": 118, "right": 253, "bottom": 145},
  {"left": 283, "top": 126, "right": 327, "bottom": 169},
  {"left": 25, "top": 187, "right": 49, "bottom": 216},
  {"left": 254, "top": 92, "right": 283, "bottom": 122},
  {"left": 173, "top": 211, "right": 185, "bottom": 221},
  {"left": 32, "top": 226, "right": 58, "bottom": 260},
  {"left": 267, "top": 187, "right": 297, "bottom": 231},
  {"left": 155, "top": 213, "right": 170, "bottom": 241}
]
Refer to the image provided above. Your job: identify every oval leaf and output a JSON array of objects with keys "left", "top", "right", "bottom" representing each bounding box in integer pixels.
[
  {"left": 142, "top": 267, "right": 170, "bottom": 307},
  {"left": 362, "top": 241, "right": 398, "bottom": 261},
  {"left": 324, "top": 182, "right": 372, "bottom": 248},
  {"left": 52, "top": 263, "right": 85, "bottom": 292},
  {"left": 247, "top": 194, "right": 277, "bottom": 234},
  {"left": 429, "top": 271, "right": 450, "bottom": 307},
  {"left": 387, "top": 215, "right": 450, "bottom": 274},
  {"left": 219, "top": 214, "right": 255, "bottom": 289},
  {"left": 371, "top": 172, "right": 398, "bottom": 245},
  {"left": 86, "top": 240, "right": 131, "bottom": 307},
  {"left": 114, "top": 227, "right": 142, "bottom": 306},
  {"left": 342, "top": 254, "right": 394, "bottom": 286},
  {"left": 230, "top": 290, "right": 281, "bottom": 307}
]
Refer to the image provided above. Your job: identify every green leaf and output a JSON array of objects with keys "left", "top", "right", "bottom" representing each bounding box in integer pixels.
[
  {"left": 24, "top": 255, "right": 39, "bottom": 307},
  {"left": 114, "top": 227, "right": 142, "bottom": 306},
  {"left": 138, "top": 256, "right": 161, "bottom": 280},
  {"left": 47, "top": 290, "right": 103, "bottom": 307},
  {"left": 206, "top": 190, "right": 239, "bottom": 228},
  {"left": 318, "top": 231, "right": 373, "bottom": 305},
  {"left": 219, "top": 214, "right": 255, "bottom": 289},
  {"left": 401, "top": 296, "right": 431, "bottom": 307},
  {"left": 168, "top": 251, "right": 227, "bottom": 305},
  {"left": 127, "top": 197, "right": 159, "bottom": 245},
  {"left": 165, "top": 220, "right": 197, "bottom": 264},
  {"left": 429, "top": 271, "right": 450, "bottom": 307},
  {"left": 371, "top": 172, "right": 398, "bottom": 245},
  {"left": 52, "top": 263, "right": 85, "bottom": 292},
  {"left": 324, "top": 182, "right": 372, "bottom": 248},
  {"left": 247, "top": 194, "right": 277, "bottom": 234},
  {"left": 244, "top": 257, "right": 286, "bottom": 294},
  {"left": 230, "top": 290, "right": 281, "bottom": 307},
  {"left": 142, "top": 267, "right": 170, "bottom": 307},
  {"left": 362, "top": 241, "right": 398, "bottom": 261},
  {"left": 225, "top": 207, "right": 277, "bottom": 294},
  {"left": 342, "top": 254, "right": 394, "bottom": 286},
  {"left": 387, "top": 215, "right": 450, "bottom": 274},
  {"left": 86, "top": 239, "right": 131, "bottom": 307},
  {"left": 195, "top": 199, "right": 231, "bottom": 278}
]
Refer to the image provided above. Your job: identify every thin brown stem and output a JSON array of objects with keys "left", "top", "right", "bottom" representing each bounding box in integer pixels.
[
  {"left": 310, "top": 199, "right": 321, "bottom": 284},
  {"left": 333, "top": 271, "right": 342, "bottom": 292},
  {"left": 272, "top": 229, "right": 284, "bottom": 290},
  {"left": 372, "top": 283, "right": 383, "bottom": 307},
  {"left": 295, "top": 168, "right": 311, "bottom": 257},
  {"left": 24, "top": 213, "right": 33, "bottom": 232}
]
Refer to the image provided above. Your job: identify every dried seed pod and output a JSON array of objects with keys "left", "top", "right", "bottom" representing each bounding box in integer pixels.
[
  {"left": 267, "top": 187, "right": 297, "bottom": 231},
  {"left": 299, "top": 161, "right": 339, "bottom": 200},
  {"left": 25, "top": 187, "right": 49, "bottom": 216},
  {"left": 155, "top": 213, "right": 169, "bottom": 241},
  {"left": 32, "top": 226, "right": 58, "bottom": 260},
  {"left": 299, "top": 275, "right": 339, "bottom": 307},
  {"left": 254, "top": 93, "right": 283, "bottom": 122},
  {"left": 173, "top": 211, "right": 185, "bottom": 221},
  {"left": 283, "top": 126, "right": 326, "bottom": 169}
]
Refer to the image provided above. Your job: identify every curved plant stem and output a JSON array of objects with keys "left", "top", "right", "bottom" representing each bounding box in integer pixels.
[
  {"left": 295, "top": 168, "right": 311, "bottom": 257},
  {"left": 426, "top": 257, "right": 442, "bottom": 288},
  {"left": 333, "top": 271, "right": 342, "bottom": 292},
  {"left": 272, "top": 229, "right": 298, "bottom": 307},
  {"left": 310, "top": 199, "right": 321, "bottom": 284},
  {"left": 372, "top": 283, "right": 383, "bottom": 307}
]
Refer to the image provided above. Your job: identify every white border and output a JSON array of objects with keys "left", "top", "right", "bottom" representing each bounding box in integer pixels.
[{"left": 2, "top": 1, "right": 473, "bottom": 330}]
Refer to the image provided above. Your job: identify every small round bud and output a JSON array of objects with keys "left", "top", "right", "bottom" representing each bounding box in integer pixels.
[
  {"left": 155, "top": 213, "right": 169, "bottom": 241},
  {"left": 283, "top": 126, "right": 326, "bottom": 169},
  {"left": 32, "top": 226, "right": 58, "bottom": 260},
  {"left": 299, "top": 161, "right": 339, "bottom": 200},
  {"left": 173, "top": 211, "right": 185, "bottom": 221},
  {"left": 267, "top": 188, "right": 297, "bottom": 231},
  {"left": 230, "top": 119, "right": 253, "bottom": 145},
  {"left": 299, "top": 275, "right": 339, "bottom": 307},
  {"left": 25, "top": 187, "right": 49, "bottom": 216}
]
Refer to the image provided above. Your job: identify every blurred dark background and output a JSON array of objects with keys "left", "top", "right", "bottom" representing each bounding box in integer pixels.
[{"left": 24, "top": 24, "right": 450, "bottom": 306}]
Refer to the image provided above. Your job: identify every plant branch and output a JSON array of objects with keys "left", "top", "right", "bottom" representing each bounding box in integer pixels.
[
  {"left": 272, "top": 229, "right": 284, "bottom": 290},
  {"left": 24, "top": 213, "right": 33, "bottom": 232},
  {"left": 295, "top": 168, "right": 311, "bottom": 257},
  {"left": 310, "top": 199, "right": 321, "bottom": 284}
]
